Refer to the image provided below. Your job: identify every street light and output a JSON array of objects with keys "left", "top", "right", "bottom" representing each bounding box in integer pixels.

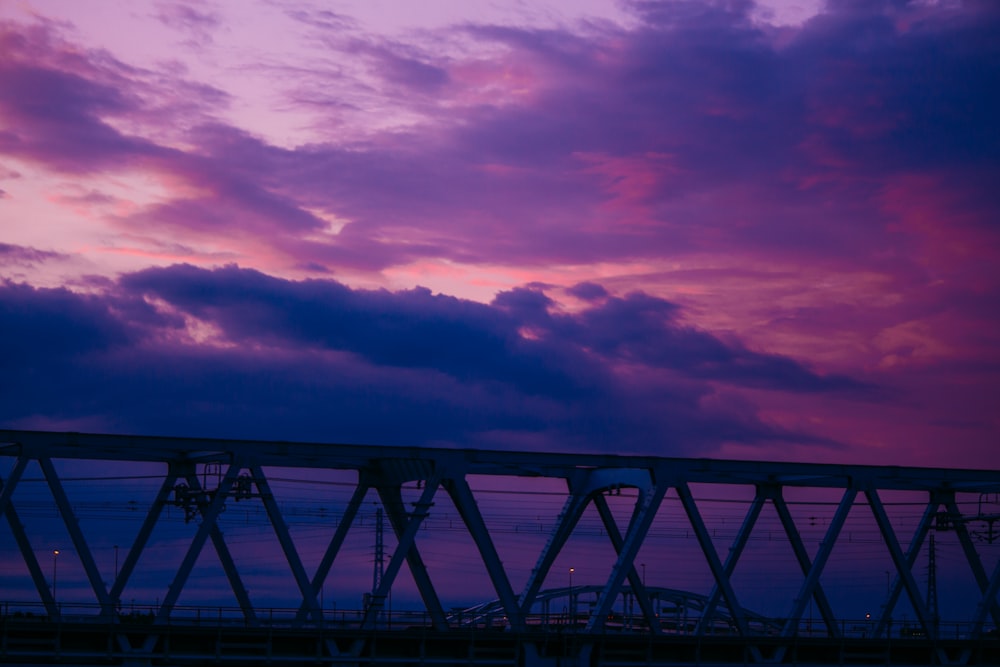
[
  {"left": 52, "top": 550, "right": 59, "bottom": 602},
  {"left": 568, "top": 568, "right": 575, "bottom": 621}
]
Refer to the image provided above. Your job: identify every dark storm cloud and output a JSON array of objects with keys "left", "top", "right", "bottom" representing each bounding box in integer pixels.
[
  {"left": 566, "top": 282, "right": 609, "bottom": 302},
  {"left": 1, "top": 265, "right": 860, "bottom": 451},
  {"left": 120, "top": 265, "right": 616, "bottom": 405},
  {"left": 123, "top": 264, "right": 865, "bottom": 396},
  {"left": 0, "top": 282, "right": 133, "bottom": 361},
  {"left": 785, "top": 0, "right": 1000, "bottom": 169}
]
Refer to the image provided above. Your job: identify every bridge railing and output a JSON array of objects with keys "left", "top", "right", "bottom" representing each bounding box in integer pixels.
[{"left": 1, "top": 599, "right": 995, "bottom": 640}]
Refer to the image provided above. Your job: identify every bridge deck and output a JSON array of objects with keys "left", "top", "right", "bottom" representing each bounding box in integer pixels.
[{"left": 2, "top": 615, "right": 999, "bottom": 666}]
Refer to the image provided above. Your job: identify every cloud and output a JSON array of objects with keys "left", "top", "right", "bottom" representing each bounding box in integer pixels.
[
  {"left": 362, "top": 43, "right": 451, "bottom": 91},
  {"left": 0, "top": 20, "right": 227, "bottom": 174},
  {"left": 0, "top": 265, "right": 859, "bottom": 452},
  {"left": 0, "top": 243, "right": 67, "bottom": 266},
  {"left": 4, "top": 2, "right": 996, "bottom": 276},
  {"left": 566, "top": 281, "right": 609, "bottom": 301},
  {"left": 154, "top": 1, "right": 222, "bottom": 48},
  {"left": 0, "top": 2, "right": 996, "bottom": 465}
]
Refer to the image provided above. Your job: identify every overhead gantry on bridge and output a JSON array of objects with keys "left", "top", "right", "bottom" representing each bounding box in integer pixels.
[{"left": 1, "top": 429, "right": 999, "bottom": 665}]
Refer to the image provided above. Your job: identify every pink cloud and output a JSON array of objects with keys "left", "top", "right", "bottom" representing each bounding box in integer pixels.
[{"left": 0, "top": 1, "right": 997, "bottom": 468}]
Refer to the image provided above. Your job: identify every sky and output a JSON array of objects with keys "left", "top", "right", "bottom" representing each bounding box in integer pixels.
[{"left": 1, "top": 0, "right": 999, "bottom": 469}]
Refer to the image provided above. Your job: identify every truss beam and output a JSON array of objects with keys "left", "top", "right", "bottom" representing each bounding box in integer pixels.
[
  {"left": 1, "top": 427, "right": 998, "bottom": 657},
  {"left": 3, "top": 429, "right": 997, "bottom": 492}
]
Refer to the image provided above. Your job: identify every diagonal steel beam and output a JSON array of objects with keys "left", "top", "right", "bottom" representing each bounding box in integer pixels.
[
  {"left": 772, "top": 489, "right": 840, "bottom": 638},
  {"left": 445, "top": 475, "right": 523, "bottom": 630},
  {"left": 866, "top": 488, "right": 939, "bottom": 641},
  {"left": 591, "top": 492, "right": 661, "bottom": 634},
  {"left": 944, "top": 495, "right": 1000, "bottom": 630},
  {"left": 969, "top": 556, "right": 1000, "bottom": 641},
  {"left": 587, "top": 479, "right": 668, "bottom": 633},
  {"left": 0, "top": 455, "right": 28, "bottom": 517},
  {"left": 108, "top": 467, "right": 179, "bottom": 613},
  {"left": 781, "top": 487, "right": 856, "bottom": 639},
  {"left": 183, "top": 471, "right": 258, "bottom": 626},
  {"left": 676, "top": 482, "right": 750, "bottom": 637},
  {"left": 696, "top": 487, "right": 766, "bottom": 636},
  {"left": 153, "top": 460, "right": 242, "bottom": 623},
  {"left": 1, "top": 474, "right": 58, "bottom": 617},
  {"left": 294, "top": 478, "right": 370, "bottom": 624},
  {"left": 873, "top": 492, "right": 938, "bottom": 637},
  {"left": 211, "top": 527, "right": 258, "bottom": 623},
  {"left": 38, "top": 457, "right": 114, "bottom": 611},
  {"left": 362, "top": 480, "right": 446, "bottom": 630},
  {"left": 519, "top": 486, "right": 590, "bottom": 616},
  {"left": 252, "top": 465, "right": 322, "bottom": 622}
]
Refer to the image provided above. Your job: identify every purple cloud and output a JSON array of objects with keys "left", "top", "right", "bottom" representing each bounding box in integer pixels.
[
  {"left": 566, "top": 281, "right": 609, "bottom": 302},
  {"left": 0, "top": 2, "right": 997, "bottom": 467},
  {"left": 3, "top": 1, "right": 993, "bottom": 278},
  {"left": 0, "top": 243, "right": 66, "bottom": 266},
  {"left": 1, "top": 265, "right": 859, "bottom": 452},
  {"left": 154, "top": 1, "right": 222, "bottom": 47},
  {"left": 362, "top": 42, "right": 451, "bottom": 91}
]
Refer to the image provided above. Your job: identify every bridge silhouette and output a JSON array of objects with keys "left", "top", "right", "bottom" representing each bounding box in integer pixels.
[{"left": 1, "top": 429, "right": 998, "bottom": 665}]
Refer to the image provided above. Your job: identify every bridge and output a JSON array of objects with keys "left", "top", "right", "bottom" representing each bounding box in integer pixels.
[{"left": 1, "top": 429, "right": 998, "bottom": 665}]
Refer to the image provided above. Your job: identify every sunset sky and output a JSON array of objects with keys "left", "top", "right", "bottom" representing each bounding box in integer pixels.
[{"left": 2, "top": 0, "right": 998, "bottom": 469}]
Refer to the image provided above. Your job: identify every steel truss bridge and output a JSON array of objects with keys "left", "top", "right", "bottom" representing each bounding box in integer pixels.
[{"left": 1, "top": 429, "right": 999, "bottom": 666}]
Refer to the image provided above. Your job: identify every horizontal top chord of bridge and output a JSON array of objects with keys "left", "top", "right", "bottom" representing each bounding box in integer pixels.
[{"left": 1, "top": 429, "right": 997, "bottom": 493}]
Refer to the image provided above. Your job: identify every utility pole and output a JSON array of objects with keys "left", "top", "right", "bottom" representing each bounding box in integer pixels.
[
  {"left": 52, "top": 550, "right": 59, "bottom": 602},
  {"left": 926, "top": 533, "right": 939, "bottom": 628},
  {"left": 373, "top": 506, "right": 384, "bottom": 594}
]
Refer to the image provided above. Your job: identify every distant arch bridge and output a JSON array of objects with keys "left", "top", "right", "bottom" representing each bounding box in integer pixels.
[{"left": 454, "top": 585, "right": 784, "bottom": 636}]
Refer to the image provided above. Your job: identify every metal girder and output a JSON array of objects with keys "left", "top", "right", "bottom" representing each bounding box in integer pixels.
[
  {"left": 0, "top": 455, "right": 28, "bottom": 517},
  {"left": 519, "top": 466, "right": 662, "bottom": 623},
  {"left": 444, "top": 475, "right": 524, "bottom": 630},
  {"left": 4, "top": 429, "right": 999, "bottom": 493},
  {"left": 108, "top": 468, "right": 179, "bottom": 612},
  {"left": 591, "top": 493, "right": 661, "bottom": 633},
  {"left": 1, "top": 473, "right": 58, "bottom": 617},
  {"left": 586, "top": 475, "right": 667, "bottom": 632},
  {"left": 970, "top": 557, "right": 1000, "bottom": 639},
  {"left": 182, "top": 469, "right": 258, "bottom": 626},
  {"left": 363, "top": 478, "right": 448, "bottom": 631},
  {"left": 251, "top": 465, "right": 320, "bottom": 622},
  {"left": 780, "top": 487, "right": 856, "bottom": 639},
  {"left": 38, "top": 457, "right": 114, "bottom": 612},
  {"left": 676, "top": 482, "right": 751, "bottom": 637},
  {"left": 294, "top": 478, "right": 370, "bottom": 625},
  {"left": 2, "top": 427, "right": 999, "bottom": 653},
  {"left": 519, "top": 485, "right": 590, "bottom": 615},
  {"left": 873, "top": 492, "right": 938, "bottom": 638},
  {"left": 866, "top": 488, "right": 939, "bottom": 641},
  {"left": 944, "top": 494, "right": 1000, "bottom": 630},
  {"left": 696, "top": 487, "right": 766, "bottom": 636},
  {"left": 771, "top": 487, "right": 839, "bottom": 638},
  {"left": 153, "top": 460, "right": 243, "bottom": 623}
]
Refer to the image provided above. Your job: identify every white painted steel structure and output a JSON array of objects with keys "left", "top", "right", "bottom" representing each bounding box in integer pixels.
[{"left": 2, "top": 429, "right": 999, "bottom": 664}]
